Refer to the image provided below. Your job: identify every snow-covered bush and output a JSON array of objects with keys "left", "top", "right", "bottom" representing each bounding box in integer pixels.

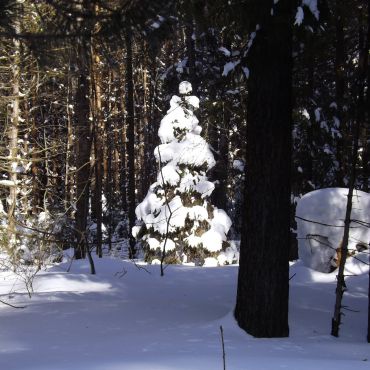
[
  {"left": 1, "top": 208, "right": 73, "bottom": 268},
  {"left": 20, "top": 211, "right": 69, "bottom": 266},
  {"left": 217, "top": 240, "right": 240, "bottom": 266},
  {"left": 134, "top": 82, "right": 232, "bottom": 265},
  {"left": 296, "top": 188, "right": 370, "bottom": 272},
  {"left": 109, "top": 220, "right": 131, "bottom": 259}
]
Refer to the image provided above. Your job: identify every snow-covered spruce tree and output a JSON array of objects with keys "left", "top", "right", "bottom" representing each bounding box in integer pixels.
[{"left": 134, "top": 81, "right": 232, "bottom": 266}]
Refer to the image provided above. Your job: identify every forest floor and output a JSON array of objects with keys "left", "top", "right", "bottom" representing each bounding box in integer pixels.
[{"left": 0, "top": 252, "right": 369, "bottom": 370}]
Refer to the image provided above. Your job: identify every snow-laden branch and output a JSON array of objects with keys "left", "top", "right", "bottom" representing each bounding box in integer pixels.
[{"left": 295, "top": 0, "right": 319, "bottom": 26}]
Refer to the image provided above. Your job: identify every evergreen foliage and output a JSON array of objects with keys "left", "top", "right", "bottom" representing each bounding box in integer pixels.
[{"left": 134, "top": 82, "right": 232, "bottom": 265}]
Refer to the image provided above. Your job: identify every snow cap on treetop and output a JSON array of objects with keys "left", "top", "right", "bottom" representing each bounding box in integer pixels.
[{"left": 179, "top": 81, "right": 192, "bottom": 95}]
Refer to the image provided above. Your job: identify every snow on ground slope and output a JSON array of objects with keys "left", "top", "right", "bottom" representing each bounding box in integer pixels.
[{"left": 0, "top": 254, "right": 369, "bottom": 370}]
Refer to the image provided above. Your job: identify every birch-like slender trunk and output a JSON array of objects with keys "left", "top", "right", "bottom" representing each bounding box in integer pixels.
[
  {"left": 7, "top": 20, "right": 21, "bottom": 263},
  {"left": 331, "top": 5, "right": 367, "bottom": 337},
  {"left": 65, "top": 63, "right": 74, "bottom": 217}
]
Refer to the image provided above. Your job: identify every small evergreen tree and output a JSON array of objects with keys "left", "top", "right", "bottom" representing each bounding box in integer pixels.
[{"left": 134, "top": 81, "right": 232, "bottom": 265}]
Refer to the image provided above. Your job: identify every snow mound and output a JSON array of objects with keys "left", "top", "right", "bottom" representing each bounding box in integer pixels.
[
  {"left": 178, "top": 80, "right": 193, "bottom": 95},
  {"left": 296, "top": 188, "right": 370, "bottom": 272}
]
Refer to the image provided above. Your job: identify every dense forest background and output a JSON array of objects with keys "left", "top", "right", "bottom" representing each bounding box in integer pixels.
[{"left": 0, "top": 0, "right": 369, "bottom": 339}]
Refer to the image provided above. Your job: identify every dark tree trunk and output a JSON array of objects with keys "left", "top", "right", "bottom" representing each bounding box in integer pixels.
[
  {"left": 118, "top": 74, "right": 127, "bottom": 210},
  {"left": 105, "top": 107, "right": 113, "bottom": 252},
  {"left": 105, "top": 71, "right": 114, "bottom": 252},
  {"left": 332, "top": 3, "right": 367, "bottom": 338},
  {"left": 185, "top": 14, "right": 197, "bottom": 93},
  {"left": 142, "top": 53, "right": 159, "bottom": 197},
  {"left": 361, "top": 0, "right": 370, "bottom": 192},
  {"left": 234, "top": 0, "right": 292, "bottom": 338},
  {"left": 74, "top": 38, "right": 92, "bottom": 260},
  {"left": 125, "top": 28, "right": 136, "bottom": 259},
  {"left": 364, "top": 0, "right": 370, "bottom": 343},
  {"left": 211, "top": 102, "right": 229, "bottom": 211},
  {"left": 92, "top": 49, "right": 103, "bottom": 258},
  {"left": 335, "top": 0, "right": 346, "bottom": 186},
  {"left": 65, "top": 68, "right": 74, "bottom": 217},
  {"left": 306, "top": 32, "right": 314, "bottom": 188}
]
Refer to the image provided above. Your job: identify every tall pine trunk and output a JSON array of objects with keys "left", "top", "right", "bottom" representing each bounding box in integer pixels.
[
  {"left": 74, "top": 38, "right": 93, "bottom": 262},
  {"left": 92, "top": 45, "right": 103, "bottom": 258},
  {"left": 234, "top": 0, "right": 292, "bottom": 338},
  {"left": 125, "top": 28, "right": 136, "bottom": 259},
  {"left": 360, "top": 0, "right": 370, "bottom": 192}
]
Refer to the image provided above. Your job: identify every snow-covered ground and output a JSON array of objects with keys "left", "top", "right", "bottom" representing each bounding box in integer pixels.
[{"left": 0, "top": 253, "right": 369, "bottom": 370}]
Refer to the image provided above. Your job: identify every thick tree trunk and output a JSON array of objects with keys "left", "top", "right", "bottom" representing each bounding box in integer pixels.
[
  {"left": 234, "top": 0, "right": 292, "bottom": 338},
  {"left": 361, "top": 0, "right": 370, "bottom": 192},
  {"left": 125, "top": 28, "right": 136, "bottom": 259},
  {"left": 363, "top": 0, "right": 370, "bottom": 343},
  {"left": 367, "top": 0, "right": 370, "bottom": 344}
]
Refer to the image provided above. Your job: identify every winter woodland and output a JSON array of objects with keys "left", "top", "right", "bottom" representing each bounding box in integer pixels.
[{"left": 0, "top": 1, "right": 369, "bottom": 369}]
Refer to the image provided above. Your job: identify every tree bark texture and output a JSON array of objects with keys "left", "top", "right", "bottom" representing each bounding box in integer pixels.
[
  {"left": 234, "top": 0, "right": 292, "bottom": 338},
  {"left": 211, "top": 103, "right": 229, "bottom": 212},
  {"left": 65, "top": 66, "right": 75, "bottom": 216},
  {"left": 125, "top": 28, "right": 136, "bottom": 259},
  {"left": 7, "top": 20, "right": 21, "bottom": 262},
  {"left": 92, "top": 46, "right": 103, "bottom": 258},
  {"left": 74, "top": 38, "right": 92, "bottom": 260},
  {"left": 360, "top": 0, "right": 370, "bottom": 192},
  {"left": 366, "top": 0, "right": 370, "bottom": 344}
]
